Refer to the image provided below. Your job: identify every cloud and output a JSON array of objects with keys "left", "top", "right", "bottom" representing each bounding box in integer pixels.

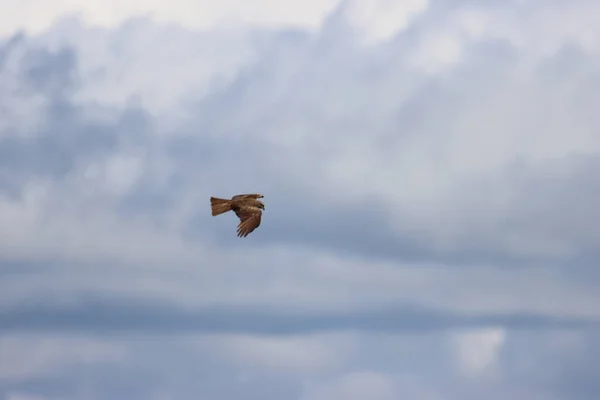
[
  {"left": 3, "top": 2, "right": 600, "bottom": 266},
  {"left": 1, "top": 329, "right": 599, "bottom": 400},
  {"left": 195, "top": 332, "right": 359, "bottom": 374},
  {"left": 5, "top": 394, "right": 48, "bottom": 400},
  {"left": 300, "top": 371, "right": 399, "bottom": 400},
  {"left": 0, "top": 0, "right": 342, "bottom": 36},
  {"left": 1, "top": 0, "right": 600, "bottom": 399},
  {"left": 0, "top": 336, "right": 125, "bottom": 382},
  {"left": 452, "top": 327, "right": 506, "bottom": 377},
  {"left": 1, "top": 295, "right": 596, "bottom": 335}
]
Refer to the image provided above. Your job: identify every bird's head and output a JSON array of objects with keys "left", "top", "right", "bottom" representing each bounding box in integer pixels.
[{"left": 257, "top": 201, "right": 265, "bottom": 210}]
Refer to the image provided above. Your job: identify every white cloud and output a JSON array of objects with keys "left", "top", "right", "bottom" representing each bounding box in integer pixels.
[
  {"left": 92, "top": 152, "right": 144, "bottom": 195},
  {"left": 0, "top": 177, "right": 205, "bottom": 264},
  {"left": 33, "top": 17, "right": 260, "bottom": 114},
  {"left": 5, "top": 394, "right": 48, "bottom": 400},
  {"left": 0, "top": 329, "right": 597, "bottom": 399},
  {"left": 0, "top": 336, "right": 125, "bottom": 382},
  {"left": 410, "top": 29, "right": 463, "bottom": 73},
  {"left": 192, "top": 332, "right": 358, "bottom": 374},
  {"left": 1, "top": 3, "right": 599, "bottom": 322},
  {"left": 301, "top": 371, "right": 398, "bottom": 400},
  {"left": 453, "top": 328, "right": 506, "bottom": 377},
  {"left": 0, "top": 0, "right": 341, "bottom": 37},
  {"left": 343, "top": 0, "right": 429, "bottom": 45},
  {"left": 1, "top": 1, "right": 600, "bottom": 399}
]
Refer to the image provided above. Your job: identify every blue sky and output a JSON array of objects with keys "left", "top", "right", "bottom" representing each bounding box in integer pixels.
[{"left": 1, "top": 0, "right": 600, "bottom": 399}]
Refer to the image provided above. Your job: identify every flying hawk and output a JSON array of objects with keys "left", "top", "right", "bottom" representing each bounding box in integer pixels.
[{"left": 210, "top": 193, "right": 265, "bottom": 237}]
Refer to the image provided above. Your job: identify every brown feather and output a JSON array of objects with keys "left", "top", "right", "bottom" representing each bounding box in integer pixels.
[
  {"left": 234, "top": 206, "right": 262, "bottom": 237},
  {"left": 232, "top": 193, "right": 264, "bottom": 200},
  {"left": 210, "top": 193, "right": 265, "bottom": 237},
  {"left": 210, "top": 197, "right": 232, "bottom": 216}
]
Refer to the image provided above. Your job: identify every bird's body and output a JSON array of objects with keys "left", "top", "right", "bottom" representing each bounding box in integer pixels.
[{"left": 210, "top": 193, "right": 265, "bottom": 237}]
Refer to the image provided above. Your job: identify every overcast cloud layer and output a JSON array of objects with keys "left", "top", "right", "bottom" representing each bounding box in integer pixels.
[{"left": 1, "top": 0, "right": 600, "bottom": 399}]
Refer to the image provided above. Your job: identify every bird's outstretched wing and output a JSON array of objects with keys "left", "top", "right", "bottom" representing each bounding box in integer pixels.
[
  {"left": 233, "top": 206, "right": 262, "bottom": 237},
  {"left": 232, "top": 193, "right": 263, "bottom": 200}
]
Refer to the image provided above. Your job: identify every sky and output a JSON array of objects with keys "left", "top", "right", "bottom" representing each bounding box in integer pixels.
[{"left": 1, "top": 0, "right": 600, "bottom": 399}]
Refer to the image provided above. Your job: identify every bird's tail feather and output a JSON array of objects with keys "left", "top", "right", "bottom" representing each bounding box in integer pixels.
[{"left": 210, "top": 197, "right": 232, "bottom": 216}]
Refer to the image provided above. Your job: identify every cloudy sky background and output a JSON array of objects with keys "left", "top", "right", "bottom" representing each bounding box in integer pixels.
[{"left": 1, "top": 0, "right": 600, "bottom": 399}]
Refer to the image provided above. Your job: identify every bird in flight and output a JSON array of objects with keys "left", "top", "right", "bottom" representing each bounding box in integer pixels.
[{"left": 210, "top": 193, "right": 265, "bottom": 237}]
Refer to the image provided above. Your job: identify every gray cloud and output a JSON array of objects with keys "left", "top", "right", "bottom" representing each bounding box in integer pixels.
[
  {"left": 0, "top": 296, "right": 596, "bottom": 335},
  {"left": 2, "top": 328, "right": 599, "bottom": 400},
  {"left": 1, "top": 0, "right": 600, "bottom": 399},
  {"left": 4, "top": 15, "right": 597, "bottom": 266},
  {"left": 0, "top": 34, "right": 150, "bottom": 200}
]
